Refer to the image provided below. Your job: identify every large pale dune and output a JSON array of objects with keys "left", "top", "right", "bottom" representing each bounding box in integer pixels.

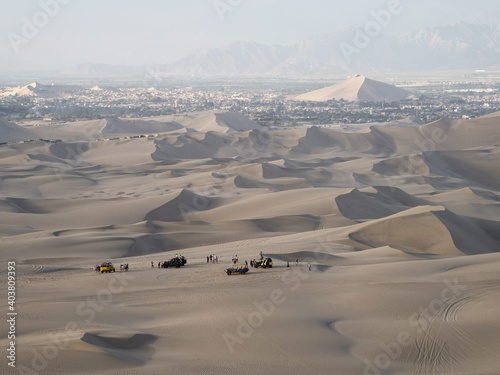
[
  {"left": 1, "top": 110, "right": 500, "bottom": 374},
  {"left": 294, "top": 75, "right": 413, "bottom": 102}
]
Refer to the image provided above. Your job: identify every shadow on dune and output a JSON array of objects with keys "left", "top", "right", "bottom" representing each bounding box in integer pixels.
[
  {"left": 348, "top": 206, "right": 500, "bottom": 256},
  {"left": 5, "top": 197, "right": 51, "bottom": 214},
  {"left": 336, "top": 186, "right": 432, "bottom": 221},
  {"left": 290, "top": 126, "right": 397, "bottom": 156},
  {"left": 145, "top": 189, "right": 222, "bottom": 222},
  {"left": 251, "top": 215, "right": 321, "bottom": 233},
  {"left": 128, "top": 234, "right": 182, "bottom": 257},
  {"left": 81, "top": 332, "right": 157, "bottom": 365},
  {"left": 433, "top": 209, "right": 500, "bottom": 255},
  {"left": 102, "top": 117, "right": 183, "bottom": 134},
  {"left": 269, "top": 251, "right": 345, "bottom": 266}
]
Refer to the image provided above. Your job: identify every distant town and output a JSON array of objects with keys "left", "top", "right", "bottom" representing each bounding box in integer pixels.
[{"left": 0, "top": 78, "right": 498, "bottom": 127}]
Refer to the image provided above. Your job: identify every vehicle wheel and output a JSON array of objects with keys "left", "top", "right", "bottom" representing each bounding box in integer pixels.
[
  {"left": 227, "top": 271, "right": 231, "bottom": 275},
  {"left": 101, "top": 271, "right": 104, "bottom": 273}
]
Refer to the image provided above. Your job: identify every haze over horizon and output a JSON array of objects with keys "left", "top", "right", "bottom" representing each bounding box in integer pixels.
[{"left": 1, "top": 0, "right": 499, "bottom": 74}]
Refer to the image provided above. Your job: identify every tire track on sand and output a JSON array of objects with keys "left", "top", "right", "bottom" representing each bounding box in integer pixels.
[{"left": 409, "top": 283, "right": 500, "bottom": 374}]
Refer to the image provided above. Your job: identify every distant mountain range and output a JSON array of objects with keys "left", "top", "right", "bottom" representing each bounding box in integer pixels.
[{"left": 61, "top": 23, "right": 500, "bottom": 78}]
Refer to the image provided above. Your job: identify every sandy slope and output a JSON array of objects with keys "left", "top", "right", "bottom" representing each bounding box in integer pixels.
[
  {"left": 1, "top": 111, "right": 500, "bottom": 374},
  {"left": 0, "top": 119, "right": 39, "bottom": 143},
  {"left": 294, "top": 75, "right": 412, "bottom": 102}
]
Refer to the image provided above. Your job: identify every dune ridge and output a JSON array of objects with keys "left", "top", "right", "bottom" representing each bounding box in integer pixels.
[{"left": 294, "top": 75, "right": 413, "bottom": 102}]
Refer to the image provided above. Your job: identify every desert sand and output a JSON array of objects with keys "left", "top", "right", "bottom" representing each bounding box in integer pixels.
[
  {"left": 1, "top": 110, "right": 500, "bottom": 375},
  {"left": 294, "top": 75, "right": 413, "bottom": 102}
]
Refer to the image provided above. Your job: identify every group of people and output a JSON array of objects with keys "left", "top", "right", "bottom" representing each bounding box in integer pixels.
[
  {"left": 96, "top": 253, "right": 312, "bottom": 273},
  {"left": 231, "top": 263, "right": 249, "bottom": 271},
  {"left": 249, "top": 252, "right": 265, "bottom": 267},
  {"left": 207, "top": 254, "right": 219, "bottom": 264}
]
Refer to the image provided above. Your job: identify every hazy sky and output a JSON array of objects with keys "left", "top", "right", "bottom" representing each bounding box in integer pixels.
[{"left": 1, "top": 0, "right": 499, "bottom": 72}]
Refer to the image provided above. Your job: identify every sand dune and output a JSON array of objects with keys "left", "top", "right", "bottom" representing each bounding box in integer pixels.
[
  {"left": 152, "top": 131, "right": 238, "bottom": 160},
  {"left": 144, "top": 110, "right": 263, "bottom": 133},
  {"left": 0, "top": 119, "right": 38, "bottom": 143},
  {"left": 348, "top": 205, "right": 500, "bottom": 256},
  {"left": 145, "top": 189, "right": 226, "bottom": 222},
  {"left": 420, "top": 114, "right": 500, "bottom": 150},
  {"left": 336, "top": 186, "right": 431, "bottom": 220},
  {"left": 1, "top": 110, "right": 260, "bottom": 145},
  {"left": 2, "top": 110, "right": 500, "bottom": 374},
  {"left": 294, "top": 75, "right": 413, "bottom": 102},
  {"left": 0, "top": 82, "right": 81, "bottom": 98},
  {"left": 425, "top": 187, "right": 500, "bottom": 221},
  {"left": 102, "top": 117, "right": 183, "bottom": 135},
  {"left": 423, "top": 150, "right": 500, "bottom": 190}
]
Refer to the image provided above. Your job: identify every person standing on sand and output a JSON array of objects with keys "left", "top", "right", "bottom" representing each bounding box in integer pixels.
[
  {"left": 307, "top": 263, "right": 311, "bottom": 271},
  {"left": 151, "top": 261, "right": 154, "bottom": 268}
]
